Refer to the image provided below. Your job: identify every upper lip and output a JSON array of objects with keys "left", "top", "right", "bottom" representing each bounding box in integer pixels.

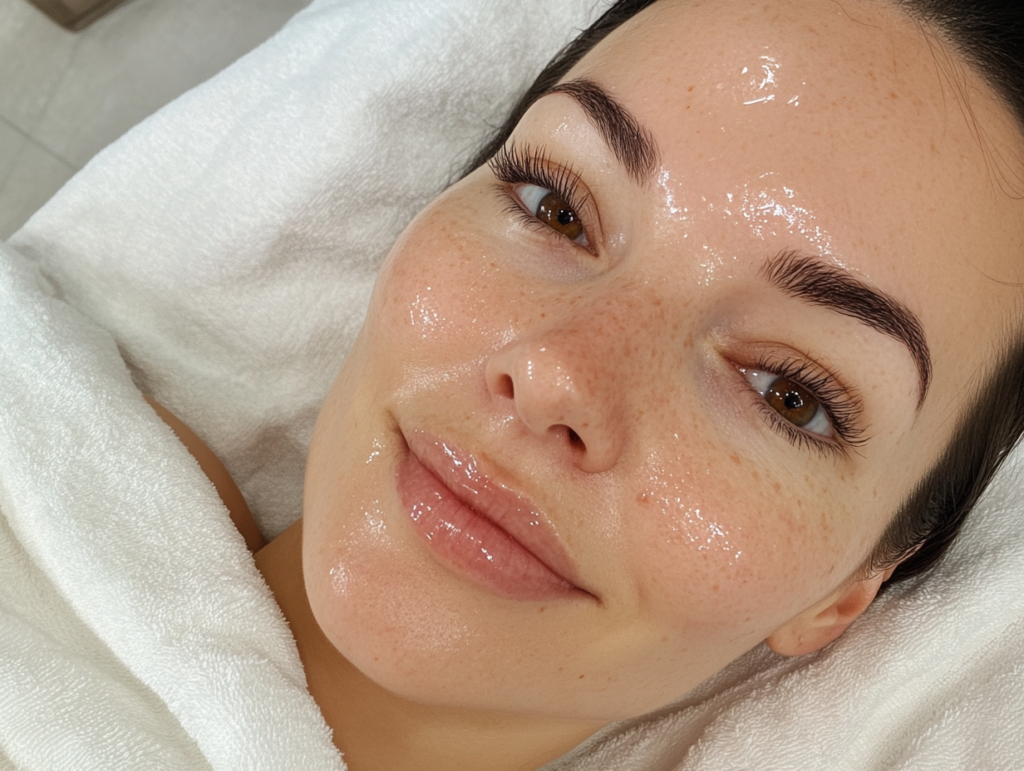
[{"left": 402, "top": 428, "right": 590, "bottom": 595}]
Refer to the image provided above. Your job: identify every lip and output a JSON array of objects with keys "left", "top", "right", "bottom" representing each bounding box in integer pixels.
[{"left": 396, "top": 429, "right": 590, "bottom": 602}]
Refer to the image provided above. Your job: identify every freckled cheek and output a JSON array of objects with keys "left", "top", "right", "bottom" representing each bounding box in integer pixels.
[
  {"left": 627, "top": 446, "right": 849, "bottom": 638},
  {"left": 366, "top": 211, "right": 521, "bottom": 352}
]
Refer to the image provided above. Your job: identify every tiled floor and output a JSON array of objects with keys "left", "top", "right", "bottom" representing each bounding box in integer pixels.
[{"left": 0, "top": 0, "right": 310, "bottom": 239}]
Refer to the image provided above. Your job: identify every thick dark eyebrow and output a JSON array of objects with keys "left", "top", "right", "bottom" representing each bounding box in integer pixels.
[
  {"left": 761, "top": 251, "right": 932, "bottom": 405},
  {"left": 545, "top": 78, "right": 659, "bottom": 185}
]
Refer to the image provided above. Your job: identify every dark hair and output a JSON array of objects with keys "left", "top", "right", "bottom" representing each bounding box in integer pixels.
[{"left": 464, "top": 0, "right": 1024, "bottom": 584}]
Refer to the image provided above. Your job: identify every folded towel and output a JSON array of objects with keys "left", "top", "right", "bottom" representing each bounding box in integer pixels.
[
  {"left": 9, "top": 0, "right": 1024, "bottom": 768},
  {"left": 0, "top": 242, "right": 341, "bottom": 769}
]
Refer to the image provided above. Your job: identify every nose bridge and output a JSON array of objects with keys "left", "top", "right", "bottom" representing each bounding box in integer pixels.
[
  {"left": 549, "top": 281, "right": 666, "bottom": 388},
  {"left": 485, "top": 282, "right": 666, "bottom": 472}
]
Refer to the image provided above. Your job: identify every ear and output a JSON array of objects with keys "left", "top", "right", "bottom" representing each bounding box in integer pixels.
[{"left": 765, "top": 564, "right": 898, "bottom": 657}]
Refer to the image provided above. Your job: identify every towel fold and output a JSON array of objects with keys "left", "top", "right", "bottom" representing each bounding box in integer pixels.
[{"left": 0, "top": 242, "right": 341, "bottom": 769}]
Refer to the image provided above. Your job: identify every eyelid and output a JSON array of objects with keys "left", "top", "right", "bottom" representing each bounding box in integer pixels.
[
  {"left": 729, "top": 351, "right": 868, "bottom": 459},
  {"left": 488, "top": 141, "right": 603, "bottom": 252}
]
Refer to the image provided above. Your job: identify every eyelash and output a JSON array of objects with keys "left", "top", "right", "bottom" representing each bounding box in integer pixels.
[
  {"left": 745, "top": 355, "right": 867, "bottom": 459},
  {"left": 487, "top": 142, "right": 593, "bottom": 247}
]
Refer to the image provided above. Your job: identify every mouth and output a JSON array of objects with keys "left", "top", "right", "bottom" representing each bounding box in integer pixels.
[{"left": 395, "top": 429, "right": 592, "bottom": 602}]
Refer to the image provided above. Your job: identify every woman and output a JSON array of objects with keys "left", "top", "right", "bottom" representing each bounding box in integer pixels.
[{"left": 159, "top": 0, "right": 1024, "bottom": 767}]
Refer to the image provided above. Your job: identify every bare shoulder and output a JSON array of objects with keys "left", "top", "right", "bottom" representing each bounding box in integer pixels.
[{"left": 145, "top": 396, "right": 265, "bottom": 554}]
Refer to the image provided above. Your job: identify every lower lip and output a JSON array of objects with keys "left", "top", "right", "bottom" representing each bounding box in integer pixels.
[{"left": 396, "top": 450, "right": 580, "bottom": 602}]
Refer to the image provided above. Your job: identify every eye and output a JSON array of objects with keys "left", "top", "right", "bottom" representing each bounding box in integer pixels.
[
  {"left": 488, "top": 142, "right": 594, "bottom": 250},
  {"left": 742, "top": 368, "right": 833, "bottom": 437},
  {"left": 515, "top": 183, "right": 587, "bottom": 245}
]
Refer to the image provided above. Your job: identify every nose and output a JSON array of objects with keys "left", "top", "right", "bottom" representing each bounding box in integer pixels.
[{"left": 484, "top": 335, "right": 625, "bottom": 473}]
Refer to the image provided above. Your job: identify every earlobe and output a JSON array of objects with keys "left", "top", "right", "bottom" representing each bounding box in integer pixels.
[{"left": 765, "top": 566, "right": 895, "bottom": 657}]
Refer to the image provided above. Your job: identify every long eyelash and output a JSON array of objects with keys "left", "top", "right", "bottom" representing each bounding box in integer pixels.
[
  {"left": 751, "top": 355, "right": 867, "bottom": 459},
  {"left": 487, "top": 142, "right": 591, "bottom": 238}
]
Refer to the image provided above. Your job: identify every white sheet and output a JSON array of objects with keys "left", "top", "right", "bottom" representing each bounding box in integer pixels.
[{"left": 9, "top": 0, "right": 1024, "bottom": 767}]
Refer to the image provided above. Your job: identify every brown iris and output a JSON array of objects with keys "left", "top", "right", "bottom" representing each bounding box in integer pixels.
[
  {"left": 535, "top": 191, "right": 583, "bottom": 241},
  {"left": 765, "top": 376, "right": 819, "bottom": 428}
]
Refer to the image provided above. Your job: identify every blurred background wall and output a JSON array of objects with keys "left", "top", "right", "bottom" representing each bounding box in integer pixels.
[{"left": 0, "top": 0, "right": 310, "bottom": 239}]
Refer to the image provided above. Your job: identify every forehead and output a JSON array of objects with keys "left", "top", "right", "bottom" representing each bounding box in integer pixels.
[
  {"left": 564, "top": 0, "right": 1024, "bottom": 410},
  {"left": 569, "top": 0, "right": 1018, "bottom": 239}
]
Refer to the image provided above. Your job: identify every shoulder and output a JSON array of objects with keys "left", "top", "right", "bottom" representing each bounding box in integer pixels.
[{"left": 145, "top": 396, "right": 265, "bottom": 554}]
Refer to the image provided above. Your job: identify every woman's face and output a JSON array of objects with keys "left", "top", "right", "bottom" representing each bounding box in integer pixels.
[{"left": 302, "top": 0, "right": 1024, "bottom": 721}]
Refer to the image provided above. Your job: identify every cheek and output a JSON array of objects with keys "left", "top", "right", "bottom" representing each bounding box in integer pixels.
[
  {"left": 627, "top": 432, "right": 864, "bottom": 643},
  {"left": 369, "top": 205, "right": 515, "bottom": 360},
  {"left": 305, "top": 513, "right": 477, "bottom": 675},
  {"left": 301, "top": 416, "right": 482, "bottom": 692}
]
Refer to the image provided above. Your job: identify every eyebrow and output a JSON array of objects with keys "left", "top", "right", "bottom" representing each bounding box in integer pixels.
[
  {"left": 546, "top": 78, "right": 659, "bottom": 185},
  {"left": 761, "top": 251, "right": 932, "bottom": 405}
]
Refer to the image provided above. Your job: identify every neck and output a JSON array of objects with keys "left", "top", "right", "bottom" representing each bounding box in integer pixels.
[{"left": 255, "top": 522, "right": 602, "bottom": 771}]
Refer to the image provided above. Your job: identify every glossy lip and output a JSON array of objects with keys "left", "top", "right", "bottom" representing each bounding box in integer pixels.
[{"left": 396, "top": 428, "right": 593, "bottom": 602}]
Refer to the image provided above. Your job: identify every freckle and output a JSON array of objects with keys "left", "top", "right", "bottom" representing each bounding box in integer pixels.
[
  {"left": 712, "top": 584, "right": 720, "bottom": 592},
  {"left": 538, "top": 606, "right": 546, "bottom": 613},
  {"left": 687, "top": 85, "right": 695, "bottom": 92},
  {"left": 751, "top": 469, "right": 761, "bottom": 482},
  {"left": 729, "top": 453, "right": 741, "bottom": 465},
  {"left": 661, "top": 635, "right": 668, "bottom": 642},
  {"left": 579, "top": 674, "right": 586, "bottom": 680},
  {"left": 773, "top": 481, "right": 781, "bottom": 493},
  {"left": 638, "top": 491, "right": 650, "bottom": 504}
]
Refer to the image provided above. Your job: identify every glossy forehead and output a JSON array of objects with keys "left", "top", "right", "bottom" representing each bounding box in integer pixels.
[
  {"left": 554, "top": 0, "right": 1024, "bottom": 379},
  {"left": 560, "top": 0, "right": 1022, "bottom": 239}
]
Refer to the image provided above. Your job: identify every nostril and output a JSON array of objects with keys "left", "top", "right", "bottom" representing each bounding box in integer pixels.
[
  {"left": 496, "top": 374, "right": 515, "bottom": 400},
  {"left": 567, "top": 427, "right": 584, "bottom": 449}
]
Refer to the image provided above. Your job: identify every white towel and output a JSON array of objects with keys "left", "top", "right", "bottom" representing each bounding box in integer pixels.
[
  {"left": 0, "top": 243, "right": 341, "bottom": 769},
  {"left": 9, "top": 0, "right": 1024, "bottom": 768}
]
